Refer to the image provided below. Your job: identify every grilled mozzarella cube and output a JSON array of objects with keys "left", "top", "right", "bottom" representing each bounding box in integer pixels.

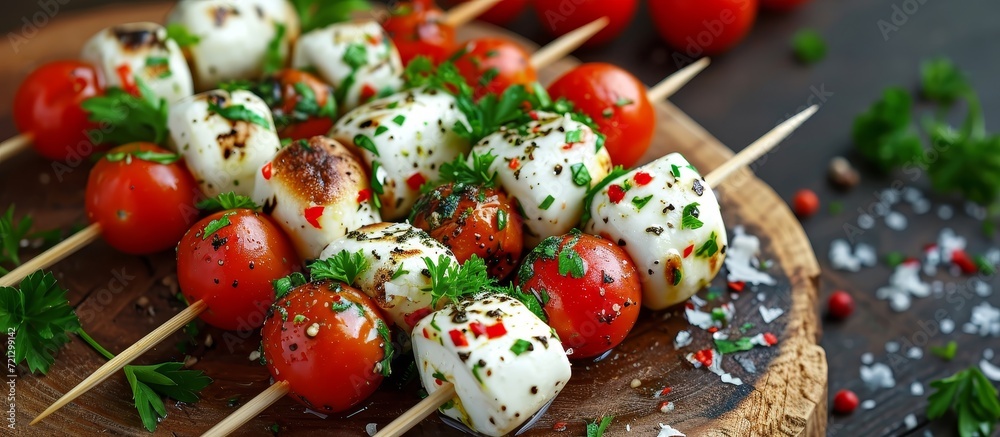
[
  {"left": 168, "top": 89, "right": 280, "bottom": 197},
  {"left": 412, "top": 293, "right": 571, "bottom": 437},
  {"left": 167, "top": 0, "right": 291, "bottom": 89},
  {"left": 292, "top": 20, "right": 404, "bottom": 112},
  {"left": 583, "top": 153, "right": 727, "bottom": 310},
  {"left": 253, "top": 136, "right": 381, "bottom": 260},
  {"left": 80, "top": 22, "right": 193, "bottom": 103},
  {"left": 329, "top": 88, "right": 472, "bottom": 220},
  {"left": 319, "top": 222, "right": 456, "bottom": 333},
  {"left": 246, "top": 0, "right": 300, "bottom": 41},
  {"left": 473, "top": 111, "right": 612, "bottom": 246}
]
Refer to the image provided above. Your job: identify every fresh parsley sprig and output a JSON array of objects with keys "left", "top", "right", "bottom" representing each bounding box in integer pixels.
[
  {"left": 165, "top": 23, "right": 200, "bottom": 48},
  {"left": 421, "top": 254, "right": 491, "bottom": 307},
  {"left": 586, "top": 416, "right": 614, "bottom": 437},
  {"left": 122, "top": 362, "right": 212, "bottom": 432},
  {"left": 927, "top": 366, "right": 1000, "bottom": 437},
  {"left": 291, "top": 0, "right": 371, "bottom": 34},
  {"left": 851, "top": 87, "right": 923, "bottom": 173},
  {"left": 196, "top": 192, "right": 260, "bottom": 213},
  {"left": 0, "top": 205, "right": 32, "bottom": 275},
  {"left": 208, "top": 99, "right": 272, "bottom": 130},
  {"left": 309, "top": 249, "right": 370, "bottom": 286},
  {"left": 488, "top": 283, "right": 547, "bottom": 322},
  {"left": 81, "top": 78, "right": 169, "bottom": 146},
  {"left": 436, "top": 150, "right": 499, "bottom": 189}
]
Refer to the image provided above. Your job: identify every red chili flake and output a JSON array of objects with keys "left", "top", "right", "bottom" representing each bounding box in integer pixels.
[
  {"left": 552, "top": 422, "right": 568, "bottom": 432},
  {"left": 508, "top": 157, "right": 520, "bottom": 170},
  {"left": 658, "top": 401, "right": 673, "bottom": 412},
  {"left": 406, "top": 172, "right": 426, "bottom": 191},
  {"left": 633, "top": 171, "right": 653, "bottom": 186},
  {"left": 304, "top": 206, "right": 324, "bottom": 229},
  {"left": 448, "top": 329, "right": 467, "bottom": 347},
  {"left": 659, "top": 386, "right": 672, "bottom": 397},
  {"left": 923, "top": 243, "right": 938, "bottom": 252},
  {"left": 728, "top": 281, "right": 746, "bottom": 292},
  {"left": 485, "top": 322, "right": 507, "bottom": 339},
  {"left": 261, "top": 162, "right": 273, "bottom": 180},
  {"left": 469, "top": 321, "right": 487, "bottom": 338},
  {"left": 404, "top": 308, "right": 432, "bottom": 328},
  {"left": 422, "top": 327, "right": 430, "bottom": 339},
  {"left": 332, "top": 295, "right": 342, "bottom": 302},
  {"left": 435, "top": 378, "right": 443, "bottom": 385},
  {"left": 683, "top": 244, "right": 694, "bottom": 258},
  {"left": 902, "top": 257, "right": 920, "bottom": 266},
  {"left": 707, "top": 326, "right": 719, "bottom": 333},
  {"left": 763, "top": 332, "right": 778, "bottom": 346},
  {"left": 365, "top": 33, "right": 380, "bottom": 45},
  {"left": 357, "top": 188, "right": 373, "bottom": 203},
  {"left": 116, "top": 64, "right": 138, "bottom": 96},
  {"left": 951, "top": 250, "right": 977, "bottom": 274},
  {"left": 528, "top": 111, "right": 539, "bottom": 120},
  {"left": 684, "top": 302, "right": 694, "bottom": 310},
  {"left": 608, "top": 185, "right": 626, "bottom": 204},
  {"left": 360, "top": 83, "right": 377, "bottom": 103},
  {"left": 693, "top": 348, "right": 713, "bottom": 367},
  {"left": 561, "top": 143, "right": 574, "bottom": 150},
  {"left": 532, "top": 125, "right": 541, "bottom": 133}
]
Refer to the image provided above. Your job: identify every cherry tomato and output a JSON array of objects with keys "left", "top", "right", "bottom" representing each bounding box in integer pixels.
[
  {"left": 261, "top": 281, "right": 389, "bottom": 412},
  {"left": 649, "top": 0, "right": 757, "bottom": 56},
  {"left": 85, "top": 143, "right": 200, "bottom": 254},
  {"left": 383, "top": 2, "right": 457, "bottom": 66},
  {"left": 760, "top": 0, "right": 810, "bottom": 11},
  {"left": 516, "top": 231, "right": 641, "bottom": 359},
  {"left": 547, "top": 63, "right": 655, "bottom": 168},
  {"left": 177, "top": 209, "right": 300, "bottom": 330},
  {"left": 13, "top": 60, "right": 104, "bottom": 161},
  {"left": 792, "top": 189, "right": 819, "bottom": 218},
  {"left": 442, "top": 0, "right": 528, "bottom": 26},
  {"left": 534, "top": 0, "right": 637, "bottom": 47},
  {"left": 252, "top": 69, "right": 338, "bottom": 141},
  {"left": 832, "top": 389, "right": 859, "bottom": 414},
  {"left": 411, "top": 183, "right": 524, "bottom": 279},
  {"left": 827, "top": 290, "right": 854, "bottom": 320},
  {"left": 451, "top": 38, "right": 536, "bottom": 99}
]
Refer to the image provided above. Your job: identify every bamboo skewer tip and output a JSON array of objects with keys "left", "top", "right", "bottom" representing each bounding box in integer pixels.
[
  {"left": 443, "top": 0, "right": 503, "bottom": 27},
  {"left": 0, "top": 134, "right": 32, "bottom": 163},
  {"left": 647, "top": 57, "right": 711, "bottom": 102},
  {"left": 201, "top": 381, "right": 291, "bottom": 437},
  {"left": 529, "top": 16, "right": 610, "bottom": 70}
]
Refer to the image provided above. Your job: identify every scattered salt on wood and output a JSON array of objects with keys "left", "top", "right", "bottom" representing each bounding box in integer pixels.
[
  {"left": 855, "top": 243, "right": 877, "bottom": 267},
  {"left": 657, "top": 424, "right": 686, "bottom": 437},
  {"left": 861, "top": 399, "right": 876, "bottom": 410},
  {"left": 885, "top": 341, "right": 900, "bottom": 353},
  {"left": 904, "top": 413, "right": 917, "bottom": 430},
  {"left": 906, "top": 347, "right": 923, "bottom": 360},
  {"left": 759, "top": 306, "right": 784, "bottom": 324},
  {"left": 756, "top": 293, "right": 766, "bottom": 302},
  {"left": 910, "top": 382, "right": 924, "bottom": 396},
  {"left": 674, "top": 330, "right": 692, "bottom": 349},
  {"left": 858, "top": 214, "right": 875, "bottom": 230},
  {"left": 829, "top": 239, "right": 862, "bottom": 272},
  {"left": 860, "top": 363, "right": 895, "bottom": 389},
  {"left": 876, "top": 262, "right": 930, "bottom": 312},
  {"left": 937, "top": 205, "right": 953, "bottom": 220},
  {"left": 736, "top": 356, "right": 757, "bottom": 373},
  {"left": 861, "top": 353, "right": 874, "bottom": 365},
  {"left": 366, "top": 423, "right": 378, "bottom": 436},
  {"left": 885, "top": 212, "right": 907, "bottom": 231},
  {"left": 724, "top": 226, "right": 776, "bottom": 285},
  {"left": 966, "top": 302, "right": 1000, "bottom": 337},
  {"left": 940, "top": 319, "right": 955, "bottom": 334}
]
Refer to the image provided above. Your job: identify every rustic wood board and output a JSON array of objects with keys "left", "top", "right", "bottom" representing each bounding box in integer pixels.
[{"left": 0, "top": 3, "right": 826, "bottom": 436}]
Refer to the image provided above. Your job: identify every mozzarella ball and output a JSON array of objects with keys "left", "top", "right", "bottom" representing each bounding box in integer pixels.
[
  {"left": 583, "top": 153, "right": 727, "bottom": 309},
  {"left": 253, "top": 136, "right": 381, "bottom": 260},
  {"left": 412, "top": 293, "right": 571, "bottom": 437},
  {"left": 292, "top": 20, "right": 404, "bottom": 112},
  {"left": 473, "top": 111, "right": 612, "bottom": 246},
  {"left": 246, "top": 0, "right": 300, "bottom": 41},
  {"left": 80, "top": 22, "right": 193, "bottom": 103},
  {"left": 329, "top": 88, "right": 472, "bottom": 220},
  {"left": 167, "top": 0, "right": 292, "bottom": 89},
  {"left": 320, "top": 222, "right": 457, "bottom": 333},
  {"left": 168, "top": 89, "right": 281, "bottom": 197}
]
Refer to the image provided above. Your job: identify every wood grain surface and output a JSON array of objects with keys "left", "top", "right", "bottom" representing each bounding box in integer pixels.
[{"left": 0, "top": 3, "right": 825, "bottom": 436}]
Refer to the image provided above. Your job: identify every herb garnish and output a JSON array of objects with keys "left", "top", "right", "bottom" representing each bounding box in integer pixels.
[
  {"left": 586, "top": 416, "right": 614, "bottom": 437},
  {"left": 681, "top": 203, "right": 704, "bottom": 230},
  {"left": 165, "top": 23, "right": 200, "bottom": 48},
  {"left": 436, "top": 150, "right": 499, "bottom": 189},
  {"left": 81, "top": 78, "right": 169, "bottom": 146},
  {"left": 580, "top": 166, "right": 629, "bottom": 224},
  {"left": 421, "top": 254, "right": 490, "bottom": 307},
  {"left": 196, "top": 192, "right": 259, "bottom": 212},
  {"left": 792, "top": 29, "right": 826, "bottom": 65},
  {"left": 926, "top": 366, "right": 999, "bottom": 437},
  {"left": 208, "top": 99, "right": 272, "bottom": 129},
  {"left": 291, "top": 0, "right": 371, "bottom": 34},
  {"left": 309, "top": 249, "right": 370, "bottom": 286}
]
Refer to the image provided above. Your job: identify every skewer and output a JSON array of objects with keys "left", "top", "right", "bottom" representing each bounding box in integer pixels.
[
  {"left": 530, "top": 17, "right": 610, "bottom": 70},
  {"left": 0, "top": 134, "right": 32, "bottom": 163},
  {"left": 27, "top": 19, "right": 611, "bottom": 425},
  {"left": 443, "top": 0, "right": 503, "bottom": 27},
  {"left": 646, "top": 57, "right": 711, "bottom": 102},
  {"left": 194, "top": 105, "right": 820, "bottom": 437}
]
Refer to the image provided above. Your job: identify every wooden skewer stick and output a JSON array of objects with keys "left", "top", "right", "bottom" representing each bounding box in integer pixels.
[
  {"left": 0, "top": 134, "right": 32, "bottom": 163},
  {"left": 374, "top": 383, "right": 458, "bottom": 437},
  {"left": 0, "top": 223, "right": 102, "bottom": 288},
  {"left": 530, "top": 17, "right": 609, "bottom": 70},
  {"left": 705, "top": 105, "right": 819, "bottom": 187},
  {"left": 443, "top": 0, "right": 502, "bottom": 27},
  {"left": 29, "top": 299, "right": 208, "bottom": 425},
  {"left": 646, "top": 57, "right": 711, "bottom": 102},
  {"left": 201, "top": 381, "right": 291, "bottom": 437}
]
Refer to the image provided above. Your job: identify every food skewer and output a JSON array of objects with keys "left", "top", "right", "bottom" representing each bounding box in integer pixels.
[
  {"left": 647, "top": 57, "right": 711, "bottom": 102},
  {"left": 197, "top": 104, "right": 819, "bottom": 437},
  {"left": 0, "top": 134, "right": 32, "bottom": 162},
  {"left": 26, "top": 20, "right": 611, "bottom": 423},
  {"left": 443, "top": 0, "right": 503, "bottom": 27}
]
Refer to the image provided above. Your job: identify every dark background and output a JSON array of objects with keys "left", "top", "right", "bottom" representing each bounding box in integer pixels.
[{"left": 4, "top": 0, "right": 1000, "bottom": 435}]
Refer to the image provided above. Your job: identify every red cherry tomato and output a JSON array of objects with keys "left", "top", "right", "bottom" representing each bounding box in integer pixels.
[
  {"left": 177, "top": 209, "right": 300, "bottom": 330},
  {"left": 760, "top": 0, "right": 810, "bottom": 11},
  {"left": 827, "top": 290, "right": 854, "bottom": 320},
  {"left": 534, "top": 0, "right": 637, "bottom": 47},
  {"left": 516, "top": 232, "right": 641, "bottom": 359},
  {"left": 792, "top": 189, "right": 819, "bottom": 218},
  {"left": 13, "top": 60, "right": 104, "bottom": 161},
  {"left": 451, "top": 37, "right": 536, "bottom": 99},
  {"left": 85, "top": 143, "right": 200, "bottom": 254},
  {"left": 649, "top": 0, "right": 758, "bottom": 56},
  {"left": 383, "top": 3, "right": 457, "bottom": 66},
  {"left": 547, "top": 63, "right": 655, "bottom": 168},
  {"left": 253, "top": 69, "right": 338, "bottom": 141},
  {"left": 832, "top": 389, "right": 859, "bottom": 414},
  {"left": 442, "top": 0, "right": 528, "bottom": 26},
  {"left": 262, "top": 281, "right": 389, "bottom": 412},
  {"left": 411, "top": 183, "right": 524, "bottom": 279}
]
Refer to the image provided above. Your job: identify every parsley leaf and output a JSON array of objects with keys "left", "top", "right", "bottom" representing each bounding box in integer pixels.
[
  {"left": 370, "top": 161, "right": 384, "bottom": 209},
  {"left": 272, "top": 272, "right": 308, "bottom": 300},
  {"left": 929, "top": 341, "right": 958, "bottom": 361},
  {"left": 0, "top": 205, "right": 33, "bottom": 274},
  {"left": 681, "top": 203, "right": 704, "bottom": 230},
  {"left": 208, "top": 99, "right": 271, "bottom": 129},
  {"left": 0, "top": 271, "right": 80, "bottom": 374},
  {"left": 714, "top": 337, "right": 756, "bottom": 354},
  {"left": 376, "top": 320, "right": 394, "bottom": 377},
  {"left": 262, "top": 23, "right": 287, "bottom": 75},
  {"left": 581, "top": 166, "right": 629, "bottom": 224},
  {"left": 792, "top": 29, "right": 826, "bottom": 65},
  {"left": 586, "top": 416, "right": 614, "bottom": 437},
  {"left": 165, "top": 23, "right": 200, "bottom": 48},
  {"left": 436, "top": 150, "right": 498, "bottom": 189},
  {"left": 124, "top": 363, "right": 212, "bottom": 432},
  {"left": 927, "top": 366, "right": 1000, "bottom": 437},
  {"left": 487, "top": 283, "right": 546, "bottom": 322},
  {"left": 309, "top": 249, "right": 370, "bottom": 286},
  {"left": 571, "top": 163, "right": 592, "bottom": 187},
  {"left": 631, "top": 195, "right": 653, "bottom": 210},
  {"left": 103, "top": 150, "right": 180, "bottom": 165},
  {"left": 852, "top": 87, "right": 924, "bottom": 172},
  {"left": 201, "top": 211, "right": 235, "bottom": 240},
  {"left": 539, "top": 195, "right": 556, "bottom": 210},
  {"left": 343, "top": 43, "right": 368, "bottom": 69},
  {"left": 921, "top": 57, "right": 971, "bottom": 105},
  {"left": 291, "top": 0, "right": 371, "bottom": 34},
  {"left": 422, "top": 254, "right": 491, "bottom": 307},
  {"left": 510, "top": 339, "right": 533, "bottom": 355},
  {"left": 695, "top": 232, "right": 720, "bottom": 258},
  {"left": 196, "top": 192, "right": 259, "bottom": 212},
  {"left": 354, "top": 134, "right": 379, "bottom": 156},
  {"left": 81, "top": 80, "right": 169, "bottom": 146}
]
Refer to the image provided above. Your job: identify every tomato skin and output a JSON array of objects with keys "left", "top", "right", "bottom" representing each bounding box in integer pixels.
[
  {"left": 534, "top": 0, "right": 637, "bottom": 47},
  {"left": 648, "top": 0, "right": 758, "bottom": 56},
  {"left": 383, "top": 4, "right": 457, "bottom": 66},
  {"left": 451, "top": 38, "right": 536, "bottom": 99},
  {"left": 13, "top": 60, "right": 104, "bottom": 161},
  {"left": 410, "top": 183, "right": 524, "bottom": 279},
  {"left": 547, "top": 63, "right": 655, "bottom": 168},
  {"left": 85, "top": 143, "right": 200, "bottom": 254},
  {"left": 254, "top": 69, "right": 337, "bottom": 141},
  {"left": 262, "top": 281, "right": 388, "bottom": 412},
  {"left": 760, "top": 0, "right": 810, "bottom": 10},
  {"left": 442, "top": 0, "right": 528, "bottom": 25},
  {"left": 516, "top": 232, "right": 641, "bottom": 359},
  {"left": 176, "top": 210, "right": 300, "bottom": 330}
]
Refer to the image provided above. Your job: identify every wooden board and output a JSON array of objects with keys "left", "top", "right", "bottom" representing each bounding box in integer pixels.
[{"left": 0, "top": 3, "right": 827, "bottom": 436}]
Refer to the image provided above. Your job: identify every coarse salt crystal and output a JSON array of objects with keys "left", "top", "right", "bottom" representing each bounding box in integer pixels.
[
  {"left": 911, "top": 382, "right": 924, "bottom": 396},
  {"left": 248, "top": 350, "right": 261, "bottom": 361},
  {"left": 973, "top": 279, "right": 992, "bottom": 297},
  {"left": 907, "top": 347, "right": 923, "bottom": 360},
  {"left": 940, "top": 319, "right": 955, "bottom": 334},
  {"left": 684, "top": 307, "right": 714, "bottom": 330},
  {"left": 657, "top": 424, "right": 686, "bottom": 437},
  {"left": 689, "top": 294, "right": 707, "bottom": 308},
  {"left": 759, "top": 306, "right": 784, "bottom": 324},
  {"left": 885, "top": 341, "right": 900, "bottom": 353},
  {"left": 861, "top": 353, "right": 874, "bottom": 365},
  {"left": 855, "top": 243, "right": 877, "bottom": 267},
  {"left": 861, "top": 399, "right": 876, "bottom": 410},
  {"left": 981, "top": 359, "right": 1000, "bottom": 381},
  {"left": 938, "top": 205, "right": 953, "bottom": 220},
  {"left": 985, "top": 349, "right": 995, "bottom": 360},
  {"left": 829, "top": 239, "right": 862, "bottom": 272},
  {"left": 967, "top": 302, "right": 1000, "bottom": 337},
  {"left": 903, "top": 187, "right": 922, "bottom": 203},
  {"left": 860, "top": 363, "right": 896, "bottom": 389},
  {"left": 736, "top": 356, "right": 757, "bottom": 373},
  {"left": 912, "top": 199, "right": 931, "bottom": 214},
  {"left": 674, "top": 330, "right": 693, "bottom": 349},
  {"left": 885, "top": 212, "right": 908, "bottom": 231},
  {"left": 858, "top": 213, "right": 876, "bottom": 229},
  {"left": 365, "top": 423, "right": 378, "bottom": 436},
  {"left": 904, "top": 413, "right": 917, "bottom": 430},
  {"left": 756, "top": 293, "right": 766, "bottom": 302},
  {"left": 725, "top": 227, "right": 777, "bottom": 285}
]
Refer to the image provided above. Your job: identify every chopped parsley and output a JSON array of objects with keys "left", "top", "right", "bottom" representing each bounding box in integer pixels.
[
  {"left": 681, "top": 203, "right": 704, "bottom": 229},
  {"left": 497, "top": 209, "right": 508, "bottom": 231},
  {"left": 392, "top": 114, "right": 406, "bottom": 126},
  {"left": 201, "top": 211, "right": 236, "bottom": 239},
  {"left": 342, "top": 43, "right": 368, "bottom": 69},
  {"left": 694, "top": 232, "right": 719, "bottom": 258},
  {"left": 565, "top": 129, "right": 584, "bottom": 144},
  {"left": 165, "top": 23, "right": 200, "bottom": 47},
  {"left": 510, "top": 339, "right": 533, "bottom": 356},
  {"left": 196, "top": 192, "right": 259, "bottom": 212},
  {"left": 539, "top": 195, "right": 556, "bottom": 210},
  {"left": 354, "top": 134, "right": 379, "bottom": 156},
  {"left": 792, "top": 29, "right": 826, "bottom": 65},
  {"left": 631, "top": 194, "right": 653, "bottom": 210},
  {"left": 208, "top": 100, "right": 271, "bottom": 129},
  {"left": 571, "top": 163, "right": 592, "bottom": 186},
  {"left": 308, "top": 249, "right": 370, "bottom": 286}
]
